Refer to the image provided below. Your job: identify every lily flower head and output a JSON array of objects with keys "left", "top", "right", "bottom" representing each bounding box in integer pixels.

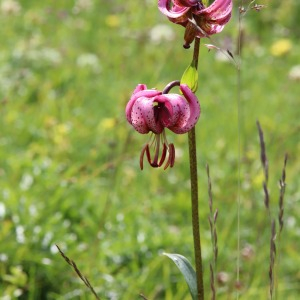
[
  {"left": 126, "top": 83, "right": 200, "bottom": 170},
  {"left": 158, "top": 0, "right": 232, "bottom": 48}
]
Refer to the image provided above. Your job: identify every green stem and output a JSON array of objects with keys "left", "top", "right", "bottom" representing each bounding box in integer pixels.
[{"left": 188, "top": 37, "right": 204, "bottom": 300}]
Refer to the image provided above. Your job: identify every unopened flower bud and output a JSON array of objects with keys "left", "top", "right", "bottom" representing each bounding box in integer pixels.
[{"left": 183, "top": 21, "right": 198, "bottom": 49}]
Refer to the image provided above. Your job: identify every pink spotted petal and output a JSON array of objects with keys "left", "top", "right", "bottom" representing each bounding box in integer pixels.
[
  {"left": 200, "top": 0, "right": 232, "bottom": 20},
  {"left": 202, "top": 11, "right": 232, "bottom": 28},
  {"left": 163, "top": 94, "right": 189, "bottom": 128},
  {"left": 194, "top": 23, "right": 224, "bottom": 37},
  {"left": 179, "top": 84, "right": 200, "bottom": 130},
  {"left": 174, "top": 0, "right": 199, "bottom": 7},
  {"left": 201, "top": 24, "right": 224, "bottom": 36},
  {"left": 126, "top": 87, "right": 161, "bottom": 124},
  {"left": 130, "top": 98, "right": 150, "bottom": 134},
  {"left": 152, "top": 95, "right": 175, "bottom": 127},
  {"left": 158, "top": 0, "right": 191, "bottom": 19},
  {"left": 131, "top": 97, "right": 164, "bottom": 134},
  {"left": 211, "top": 12, "right": 232, "bottom": 25},
  {"left": 169, "top": 84, "right": 200, "bottom": 134},
  {"left": 133, "top": 84, "right": 147, "bottom": 94}
]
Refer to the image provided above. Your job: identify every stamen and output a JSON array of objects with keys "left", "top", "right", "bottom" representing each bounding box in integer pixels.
[
  {"left": 158, "top": 143, "right": 167, "bottom": 167},
  {"left": 151, "top": 134, "right": 161, "bottom": 167},
  {"left": 149, "top": 133, "right": 156, "bottom": 148},
  {"left": 145, "top": 144, "right": 152, "bottom": 167},
  {"left": 139, "top": 144, "right": 149, "bottom": 170},
  {"left": 162, "top": 130, "right": 169, "bottom": 147},
  {"left": 164, "top": 143, "right": 175, "bottom": 170},
  {"left": 139, "top": 133, "right": 176, "bottom": 170},
  {"left": 169, "top": 143, "right": 176, "bottom": 168}
]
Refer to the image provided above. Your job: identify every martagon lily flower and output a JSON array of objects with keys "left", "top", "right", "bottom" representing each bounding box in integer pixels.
[
  {"left": 158, "top": 0, "right": 232, "bottom": 48},
  {"left": 126, "top": 83, "right": 200, "bottom": 170}
]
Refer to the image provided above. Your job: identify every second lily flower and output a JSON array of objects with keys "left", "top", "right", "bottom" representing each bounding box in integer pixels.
[{"left": 158, "top": 0, "right": 232, "bottom": 47}]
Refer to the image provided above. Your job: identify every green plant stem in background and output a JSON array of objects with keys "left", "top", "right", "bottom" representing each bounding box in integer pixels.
[{"left": 188, "top": 37, "right": 204, "bottom": 300}]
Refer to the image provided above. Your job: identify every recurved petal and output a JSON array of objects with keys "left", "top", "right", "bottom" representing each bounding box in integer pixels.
[
  {"left": 203, "top": 10, "right": 232, "bottom": 28},
  {"left": 200, "top": 24, "right": 224, "bottom": 36},
  {"left": 169, "top": 84, "right": 200, "bottom": 134},
  {"left": 132, "top": 84, "right": 147, "bottom": 94},
  {"left": 131, "top": 97, "right": 164, "bottom": 134},
  {"left": 162, "top": 94, "right": 189, "bottom": 128},
  {"left": 174, "top": 0, "right": 199, "bottom": 7},
  {"left": 130, "top": 98, "right": 150, "bottom": 134},
  {"left": 126, "top": 87, "right": 161, "bottom": 124},
  {"left": 158, "top": 0, "right": 191, "bottom": 18},
  {"left": 193, "top": 3, "right": 232, "bottom": 37},
  {"left": 209, "top": 11, "right": 232, "bottom": 25},
  {"left": 200, "top": 0, "right": 232, "bottom": 19},
  {"left": 152, "top": 95, "right": 176, "bottom": 127}
]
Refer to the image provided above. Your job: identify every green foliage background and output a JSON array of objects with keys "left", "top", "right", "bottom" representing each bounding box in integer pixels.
[{"left": 0, "top": 0, "right": 299, "bottom": 299}]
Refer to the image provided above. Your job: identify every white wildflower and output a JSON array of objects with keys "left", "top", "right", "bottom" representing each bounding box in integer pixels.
[
  {"left": 73, "top": 0, "right": 93, "bottom": 14},
  {"left": 0, "top": 0, "right": 21, "bottom": 15},
  {"left": 76, "top": 53, "right": 101, "bottom": 72},
  {"left": 289, "top": 65, "right": 300, "bottom": 81},
  {"left": 149, "top": 24, "right": 175, "bottom": 44}
]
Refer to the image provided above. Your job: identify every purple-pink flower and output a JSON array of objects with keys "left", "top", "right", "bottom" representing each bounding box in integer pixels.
[
  {"left": 158, "top": 0, "right": 232, "bottom": 47},
  {"left": 126, "top": 83, "right": 200, "bottom": 170}
]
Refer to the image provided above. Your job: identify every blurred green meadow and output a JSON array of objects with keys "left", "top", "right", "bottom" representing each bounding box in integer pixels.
[{"left": 0, "top": 0, "right": 299, "bottom": 299}]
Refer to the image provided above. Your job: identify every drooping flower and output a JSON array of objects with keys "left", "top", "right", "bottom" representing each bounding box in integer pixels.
[
  {"left": 126, "top": 83, "right": 200, "bottom": 170},
  {"left": 158, "top": 0, "right": 232, "bottom": 48}
]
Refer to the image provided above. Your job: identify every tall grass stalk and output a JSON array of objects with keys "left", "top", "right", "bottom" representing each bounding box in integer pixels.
[
  {"left": 56, "top": 245, "right": 100, "bottom": 300},
  {"left": 257, "top": 119, "right": 289, "bottom": 299},
  {"left": 206, "top": 164, "right": 218, "bottom": 300},
  {"left": 269, "top": 220, "right": 276, "bottom": 300},
  {"left": 256, "top": 120, "right": 271, "bottom": 216},
  {"left": 275, "top": 153, "right": 288, "bottom": 300}
]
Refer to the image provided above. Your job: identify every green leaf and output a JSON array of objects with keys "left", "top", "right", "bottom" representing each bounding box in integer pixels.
[
  {"left": 164, "top": 253, "right": 198, "bottom": 300},
  {"left": 181, "top": 60, "right": 198, "bottom": 93}
]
